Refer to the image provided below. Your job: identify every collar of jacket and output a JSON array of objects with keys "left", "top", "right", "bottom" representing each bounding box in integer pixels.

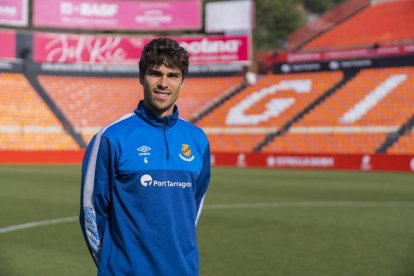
[{"left": 134, "top": 100, "right": 179, "bottom": 130}]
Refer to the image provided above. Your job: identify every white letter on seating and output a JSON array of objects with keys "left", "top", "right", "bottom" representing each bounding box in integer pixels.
[
  {"left": 226, "top": 80, "right": 312, "bottom": 125},
  {"left": 340, "top": 74, "right": 407, "bottom": 124}
]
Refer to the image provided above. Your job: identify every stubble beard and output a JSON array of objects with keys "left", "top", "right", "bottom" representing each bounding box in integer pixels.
[{"left": 145, "top": 95, "right": 176, "bottom": 117}]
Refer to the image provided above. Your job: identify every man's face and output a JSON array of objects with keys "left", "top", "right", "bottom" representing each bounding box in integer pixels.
[{"left": 140, "top": 64, "right": 184, "bottom": 118}]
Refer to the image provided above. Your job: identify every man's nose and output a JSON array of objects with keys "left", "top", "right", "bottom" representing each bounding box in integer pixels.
[{"left": 158, "top": 76, "right": 168, "bottom": 88}]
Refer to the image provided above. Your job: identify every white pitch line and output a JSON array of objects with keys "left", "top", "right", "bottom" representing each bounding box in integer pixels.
[
  {"left": 1, "top": 201, "right": 414, "bottom": 234},
  {"left": 204, "top": 201, "right": 414, "bottom": 210},
  {"left": 0, "top": 216, "right": 78, "bottom": 234}
]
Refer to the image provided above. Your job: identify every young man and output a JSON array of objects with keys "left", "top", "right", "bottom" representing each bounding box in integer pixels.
[{"left": 80, "top": 38, "right": 211, "bottom": 275}]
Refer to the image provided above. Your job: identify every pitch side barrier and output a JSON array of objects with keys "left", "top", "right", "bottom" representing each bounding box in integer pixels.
[
  {"left": 26, "top": 62, "right": 245, "bottom": 78},
  {"left": 271, "top": 44, "right": 414, "bottom": 74},
  {"left": 0, "top": 151, "right": 413, "bottom": 172},
  {"left": 0, "top": 60, "right": 24, "bottom": 73}
]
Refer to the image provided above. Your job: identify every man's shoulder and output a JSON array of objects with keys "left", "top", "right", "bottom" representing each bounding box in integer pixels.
[
  {"left": 177, "top": 118, "right": 206, "bottom": 134},
  {"left": 97, "top": 113, "right": 137, "bottom": 139},
  {"left": 176, "top": 118, "right": 209, "bottom": 146}
]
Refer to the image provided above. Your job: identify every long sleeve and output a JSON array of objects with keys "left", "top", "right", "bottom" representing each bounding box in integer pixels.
[
  {"left": 195, "top": 143, "right": 211, "bottom": 225},
  {"left": 79, "top": 133, "right": 115, "bottom": 267}
]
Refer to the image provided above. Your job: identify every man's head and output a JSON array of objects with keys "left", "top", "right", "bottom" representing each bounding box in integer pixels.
[
  {"left": 139, "top": 38, "right": 190, "bottom": 118},
  {"left": 139, "top": 38, "right": 189, "bottom": 81}
]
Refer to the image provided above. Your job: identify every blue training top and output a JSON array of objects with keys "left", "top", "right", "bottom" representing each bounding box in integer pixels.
[{"left": 80, "top": 101, "right": 211, "bottom": 275}]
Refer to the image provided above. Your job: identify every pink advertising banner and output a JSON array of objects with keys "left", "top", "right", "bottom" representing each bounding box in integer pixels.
[
  {"left": 175, "top": 35, "right": 249, "bottom": 64},
  {"left": 0, "top": 0, "right": 28, "bottom": 26},
  {"left": 33, "top": 32, "right": 250, "bottom": 65},
  {"left": 33, "top": 0, "right": 201, "bottom": 31},
  {"left": 33, "top": 32, "right": 149, "bottom": 64},
  {"left": 0, "top": 30, "right": 16, "bottom": 59}
]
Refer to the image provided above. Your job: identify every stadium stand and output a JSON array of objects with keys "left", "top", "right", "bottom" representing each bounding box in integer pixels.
[
  {"left": 37, "top": 75, "right": 244, "bottom": 143},
  {"left": 261, "top": 66, "right": 414, "bottom": 153},
  {"left": 287, "top": 0, "right": 370, "bottom": 50},
  {"left": 207, "top": 133, "right": 268, "bottom": 153},
  {"left": 262, "top": 133, "right": 387, "bottom": 154},
  {"left": 0, "top": 73, "right": 79, "bottom": 150},
  {"left": 296, "top": 67, "right": 414, "bottom": 127},
  {"left": 177, "top": 76, "right": 245, "bottom": 120},
  {"left": 196, "top": 71, "right": 343, "bottom": 152},
  {"left": 388, "top": 128, "right": 414, "bottom": 153},
  {"left": 1, "top": 1, "right": 413, "bottom": 157},
  {"left": 37, "top": 75, "right": 140, "bottom": 143},
  {"left": 303, "top": 0, "right": 414, "bottom": 50}
]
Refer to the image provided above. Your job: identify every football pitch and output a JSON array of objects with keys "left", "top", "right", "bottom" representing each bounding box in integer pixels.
[{"left": 1, "top": 165, "right": 414, "bottom": 276}]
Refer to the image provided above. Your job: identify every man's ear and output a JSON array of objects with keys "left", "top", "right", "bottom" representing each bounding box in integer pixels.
[
  {"left": 180, "top": 79, "right": 185, "bottom": 89},
  {"left": 139, "top": 75, "right": 144, "bottom": 85}
]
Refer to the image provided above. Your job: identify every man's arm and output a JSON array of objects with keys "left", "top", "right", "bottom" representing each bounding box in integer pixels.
[
  {"left": 79, "top": 134, "right": 115, "bottom": 266},
  {"left": 195, "top": 144, "right": 211, "bottom": 225}
]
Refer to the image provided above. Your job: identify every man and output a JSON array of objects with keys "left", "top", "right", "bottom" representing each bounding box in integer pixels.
[{"left": 80, "top": 38, "right": 211, "bottom": 275}]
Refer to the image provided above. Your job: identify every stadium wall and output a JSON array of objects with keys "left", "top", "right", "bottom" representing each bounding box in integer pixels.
[
  {"left": 0, "top": 151, "right": 413, "bottom": 172},
  {"left": 271, "top": 43, "right": 414, "bottom": 74}
]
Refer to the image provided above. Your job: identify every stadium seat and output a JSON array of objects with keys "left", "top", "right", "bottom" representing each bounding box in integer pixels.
[
  {"left": 263, "top": 67, "right": 414, "bottom": 154},
  {"left": 37, "top": 75, "right": 244, "bottom": 144},
  {"left": 177, "top": 76, "right": 245, "bottom": 120},
  {"left": 388, "top": 129, "right": 414, "bottom": 154},
  {"left": 297, "top": 67, "right": 414, "bottom": 127},
  {"left": 197, "top": 71, "right": 343, "bottom": 152},
  {"left": 304, "top": 0, "right": 414, "bottom": 50},
  {"left": 0, "top": 73, "right": 79, "bottom": 150},
  {"left": 207, "top": 133, "right": 267, "bottom": 152},
  {"left": 262, "top": 133, "right": 387, "bottom": 154}
]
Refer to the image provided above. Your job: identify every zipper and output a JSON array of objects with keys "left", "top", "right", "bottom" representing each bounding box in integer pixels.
[{"left": 162, "top": 118, "right": 170, "bottom": 160}]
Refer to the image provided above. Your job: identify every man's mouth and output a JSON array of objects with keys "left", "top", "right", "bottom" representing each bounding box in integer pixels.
[{"left": 154, "top": 90, "right": 170, "bottom": 100}]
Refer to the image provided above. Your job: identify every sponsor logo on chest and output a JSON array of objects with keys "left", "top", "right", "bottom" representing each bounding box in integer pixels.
[{"left": 140, "top": 174, "right": 192, "bottom": 189}]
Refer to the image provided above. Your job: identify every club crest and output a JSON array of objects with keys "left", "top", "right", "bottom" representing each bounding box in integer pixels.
[{"left": 179, "top": 144, "right": 195, "bottom": 162}]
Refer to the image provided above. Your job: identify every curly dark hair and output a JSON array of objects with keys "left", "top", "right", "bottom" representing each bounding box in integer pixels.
[{"left": 139, "top": 38, "right": 189, "bottom": 80}]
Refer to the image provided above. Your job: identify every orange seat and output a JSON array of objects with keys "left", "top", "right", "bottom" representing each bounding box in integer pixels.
[
  {"left": 207, "top": 133, "right": 266, "bottom": 152},
  {"left": 304, "top": 0, "right": 414, "bottom": 50},
  {"left": 37, "top": 75, "right": 244, "bottom": 144},
  {"left": 0, "top": 73, "right": 79, "bottom": 150},
  {"left": 197, "top": 71, "right": 342, "bottom": 128},
  {"left": 388, "top": 130, "right": 414, "bottom": 154},
  {"left": 263, "top": 66, "right": 414, "bottom": 154},
  {"left": 197, "top": 71, "right": 342, "bottom": 152},
  {"left": 262, "top": 133, "right": 387, "bottom": 154},
  {"left": 297, "top": 67, "right": 414, "bottom": 127}
]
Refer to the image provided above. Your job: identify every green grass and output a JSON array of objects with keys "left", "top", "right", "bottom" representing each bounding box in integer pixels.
[{"left": 1, "top": 165, "right": 414, "bottom": 275}]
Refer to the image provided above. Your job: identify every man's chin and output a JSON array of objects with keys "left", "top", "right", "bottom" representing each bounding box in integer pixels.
[{"left": 147, "top": 102, "right": 174, "bottom": 117}]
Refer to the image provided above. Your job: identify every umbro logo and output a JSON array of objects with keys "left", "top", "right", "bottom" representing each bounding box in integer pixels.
[
  {"left": 137, "top": 145, "right": 151, "bottom": 153},
  {"left": 137, "top": 145, "right": 151, "bottom": 156}
]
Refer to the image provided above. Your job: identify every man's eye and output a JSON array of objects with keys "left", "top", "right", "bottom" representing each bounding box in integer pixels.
[{"left": 147, "top": 69, "right": 161, "bottom": 76}]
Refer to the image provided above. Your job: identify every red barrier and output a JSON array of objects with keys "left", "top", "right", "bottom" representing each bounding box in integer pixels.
[
  {"left": 211, "top": 152, "right": 414, "bottom": 173},
  {"left": 1, "top": 150, "right": 413, "bottom": 172},
  {"left": 0, "top": 150, "right": 85, "bottom": 164}
]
